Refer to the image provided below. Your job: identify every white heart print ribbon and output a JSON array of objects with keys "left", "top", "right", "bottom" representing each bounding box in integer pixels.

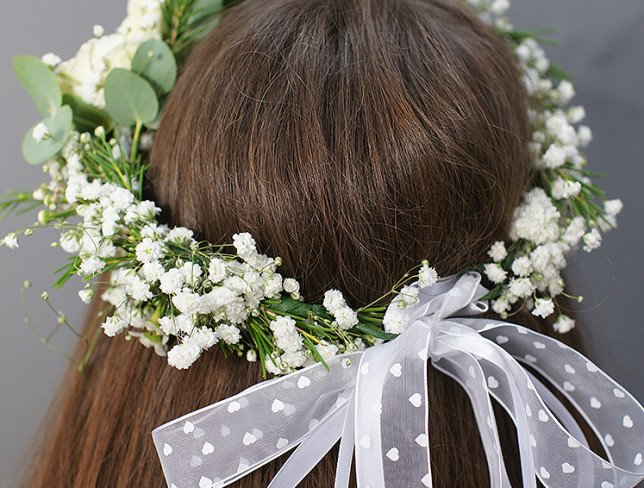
[{"left": 152, "top": 272, "right": 644, "bottom": 488}]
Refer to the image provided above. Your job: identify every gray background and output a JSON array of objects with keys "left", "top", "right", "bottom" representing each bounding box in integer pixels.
[{"left": 1, "top": 1, "right": 642, "bottom": 485}]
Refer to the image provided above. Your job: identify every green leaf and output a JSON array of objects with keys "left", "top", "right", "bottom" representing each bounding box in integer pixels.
[
  {"left": 131, "top": 40, "right": 177, "bottom": 94},
  {"left": 546, "top": 64, "right": 574, "bottom": 82},
  {"left": 354, "top": 322, "right": 398, "bottom": 341},
  {"left": 187, "top": 0, "right": 225, "bottom": 25},
  {"left": 21, "top": 105, "right": 73, "bottom": 164},
  {"left": 62, "top": 94, "right": 112, "bottom": 132},
  {"left": 270, "top": 296, "right": 332, "bottom": 322},
  {"left": 104, "top": 68, "right": 159, "bottom": 126},
  {"left": 12, "top": 55, "right": 62, "bottom": 115},
  {"left": 302, "top": 336, "right": 329, "bottom": 371}
]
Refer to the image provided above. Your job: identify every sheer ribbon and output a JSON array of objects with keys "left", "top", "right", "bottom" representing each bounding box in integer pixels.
[{"left": 153, "top": 272, "right": 644, "bottom": 488}]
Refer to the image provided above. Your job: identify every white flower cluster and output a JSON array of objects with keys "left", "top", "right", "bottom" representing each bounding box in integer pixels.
[
  {"left": 107, "top": 228, "right": 293, "bottom": 369},
  {"left": 468, "top": 3, "right": 624, "bottom": 326},
  {"left": 383, "top": 264, "right": 439, "bottom": 334},
  {"left": 323, "top": 290, "right": 359, "bottom": 330},
  {"left": 266, "top": 316, "right": 306, "bottom": 372},
  {"left": 47, "top": 0, "right": 163, "bottom": 106}
]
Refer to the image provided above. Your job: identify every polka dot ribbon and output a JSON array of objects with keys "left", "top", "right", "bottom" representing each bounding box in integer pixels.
[{"left": 152, "top": 272, "right": 643, "bottom": 488}]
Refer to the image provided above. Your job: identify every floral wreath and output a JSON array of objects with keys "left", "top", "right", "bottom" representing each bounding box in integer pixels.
[{"left": 1, "top": 0, "right": 623, "bottom": 374}]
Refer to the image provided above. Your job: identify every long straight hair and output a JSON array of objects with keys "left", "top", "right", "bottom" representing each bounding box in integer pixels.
[{"left": 29, "top": 0, "right": 589, "bottom": 486}]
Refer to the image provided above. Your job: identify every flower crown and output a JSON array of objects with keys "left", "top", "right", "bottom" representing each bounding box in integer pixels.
[{"left": 1, "top": 0, "right": 622, "bottom": 374}]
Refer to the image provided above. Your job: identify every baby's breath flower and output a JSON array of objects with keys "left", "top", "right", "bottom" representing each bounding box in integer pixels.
[
  {"left": 102, "top": 315, "right": 126, "bottom": 337},
  {"left": 323, "top": 289, "right": 347, "bottom": 314},
  {"left": 167, "top": 227, "right": 194, "bottom": 244},
  {"left": 604, "top": 199, "right": 623, "bottom": 217},
  {"left": 232, "top": 232, "right": 257, "bottom": 259},
  {"left": 334, "top": 307, "right": 359, "bottom": 330},
  {"left": 159, "top": 268, "right": 184, "bottom": 295},
  {"left": 399, "top": 285, "right": 420, "bottom": 307},
  {"left": 553, "top": 314, "right": 576, "bottom": 334},
  {"left": 92, "top": 24, "right": 105, "bottom": 37},
  {"left": 561, "top": 217, "right": 586, "bottom": 247},
  {"left": 1, "top": 232, "right": 19, "bottom": 249},
  {"left": 315, "top": 342, "right": 339, "bottom": 362},
  {"left": 281, "top": 350, "right": 306, "bottom": 368},
  {"left": 79, "top": 256, "right": 105, "bottom": 276},
  {"left": 78, "top": 288, "right": 94, "bottom": 304},
  {"left": 208, "top": 258, "right": 228, "bottom": 283},
  {"left": 418, "top": 264, "right": 439, "bottom": 288},
  {"left": 508, "top": 277, "right": 535, "bottom": 299},
  {"left": 511, "top": 256, "right": 532, "bottom": 277},
  {"left": 32, "top": 122, "right": 50, "bottom": 142},
  {"left": 246, "top": 349, "right": 258, "bottom": 362},
  {"left": 140, "top": 261, "right": 165, "bottom": 283},
  {"left": 567, "top": 106, "right": 586, "bottom": 124},
  {"left": 551, "top": 178, "right": 581, "bottom": 200},
  {"left": 135, "top": 237, "right": 164, "bottom": 263},
  {"left": 41, "top": 52, "right": 62, "bottom": 67},
  {"left": 188, "top": 327, "right": 219, "bottom": 350},
  {"left": 582, "top": 228, "right": 602, "bottom": 252},
  {"left": 167, "top": 342, "right": 201, "bottom": 370},
  {"left": 484, "top": 263, "right": 507, "bottom": 284},
  {"left": 487, "top": 241, "right": 507, "bottom": 262},
  {"left": 541, "top": 144, "right": 567, "bottom": 168},
  {"left": 216, "top": 323, "right": 241, "bottom": 345},
  {"left": 531, "top": 298, "right": 555, "bottom": 318},
  {"left": 264, "top": 353, "right": 284, "bottom": 375},
  {"left": 179, "top": 262, "right": 203, "bottom": 283},
  {"left": 577, "top": 125, "right": 593, "bottom": 147},
  {"left": 510, "top": 188, "right": 560, "bottom": 245},
  {"left": 491, "top": 296, "right": 511, "bottom": 316},
  {"left": 383, "top": 309, "right": 410, "bottom": 334},
  {"left": 172, "top": 289, "right": 202, "bottom": 315},
  {"left": 555, "top": 80, "right": 575, "bottom": 104},
  {"left": 283, "top": 278, "right": 300, "bottom": 295}
]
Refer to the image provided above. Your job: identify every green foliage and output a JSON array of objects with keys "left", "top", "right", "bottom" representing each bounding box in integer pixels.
[
  {"left": 81, "top": 130, "right": 148, "bottom": 197},
  {"left": 104, "top": 68, "right": 159, "bottom": 127},
  {"left": 12, "top": 55, "right": 62, "bottom": 116},
  {"left": 354, "top": 323, "right": 398, "bottom": 341},
  {"left": 270, "top": 295, "right": 332, "bottom": 322},
  {"left": 161, "top": 0, "right": 241, "bottom": 61},
  {"left": 547, "top": 64, "right": 574, "bottom": 82},
  {"left": 62, "top": 94, "right": 112, "bottom": 133},
  {"left": 21, "top": 105, "right": 72, "bottom": 164},
  {"left": 131, "top": 40, "right": 178, "bottom": 94}
]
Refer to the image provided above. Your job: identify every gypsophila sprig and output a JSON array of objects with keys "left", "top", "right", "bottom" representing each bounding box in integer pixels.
[{"left": 2, "top": 0, "right": 621, "bottom": 372}]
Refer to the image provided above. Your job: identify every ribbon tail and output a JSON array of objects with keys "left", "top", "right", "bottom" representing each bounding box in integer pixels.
[
  {"left": 524, "top": 370, "right": 589, "bottom": 449},
  {"left": 334, "top": 392, "right": 356, "bottom": 488},
  {"left": 433, "top": 352, "right": 513, "bottom": 488},
  {"left": 267, "top": 402, "right": 348, "bottom": 488}
]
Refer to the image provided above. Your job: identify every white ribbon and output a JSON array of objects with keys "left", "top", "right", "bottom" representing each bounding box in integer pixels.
[{"left": 153, "top": 272, "right": 644, "bottom": 488}]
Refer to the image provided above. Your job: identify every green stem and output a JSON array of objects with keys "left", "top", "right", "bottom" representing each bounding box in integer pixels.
[{"left": 130, "top": 120, "right": 143, "bottom": 161}]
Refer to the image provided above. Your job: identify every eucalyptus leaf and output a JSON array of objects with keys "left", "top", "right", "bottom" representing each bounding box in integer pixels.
[
  {"left": 131, "top": 40, "right": 177, "bottom": 94},
  {"left": 62, "top": 94, "right": 112, "bottom": 132},
  {"left": 12, "top": 55, "right": 62, "bottom": 116},
  {"left": 21, "top": 105, "right": 73, "bottom": 164},
  {"left": 104, "top": 68, "right": 159, "bottom": 126}
]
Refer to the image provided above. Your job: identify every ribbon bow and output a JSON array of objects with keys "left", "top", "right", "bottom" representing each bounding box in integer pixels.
[{"left": 153, "top": 272, "right": 644, "bottom": 488}]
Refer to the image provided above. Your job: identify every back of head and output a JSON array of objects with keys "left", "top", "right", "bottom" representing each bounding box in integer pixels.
[
  {"left": 150, "top": 0, "right": 531, "bottom": 304},
  {"left": 30, "top": 0, "right": 556, "bottom": 486}
]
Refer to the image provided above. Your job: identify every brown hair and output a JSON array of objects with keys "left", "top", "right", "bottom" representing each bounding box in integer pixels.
[{"left": 28, "top": 0, "right": 587, "bottom": 486}]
